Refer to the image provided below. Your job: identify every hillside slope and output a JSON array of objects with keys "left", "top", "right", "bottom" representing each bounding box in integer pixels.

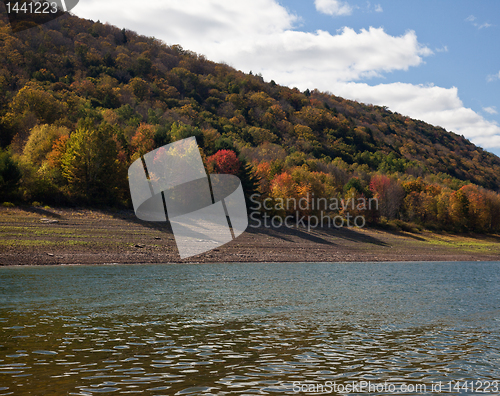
[{"left": 0, "top": 11, "right": 499, "bottom": 232}]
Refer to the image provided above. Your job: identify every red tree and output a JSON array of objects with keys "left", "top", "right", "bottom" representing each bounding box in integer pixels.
[{"left": 206, "top": 150, "right": 241, "bottom": 175}]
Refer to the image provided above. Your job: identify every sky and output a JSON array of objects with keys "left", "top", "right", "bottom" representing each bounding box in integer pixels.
[{"left": 73, "top": 0, "right": 500, "bottom": 156}]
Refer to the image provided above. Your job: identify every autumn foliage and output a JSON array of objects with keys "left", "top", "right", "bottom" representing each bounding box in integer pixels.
[
  {"left": 0, "top": 13, "right": 499, "bottom": 232},
  {"left": 206, "top": 150, "right": 241, "bottom": 175}
]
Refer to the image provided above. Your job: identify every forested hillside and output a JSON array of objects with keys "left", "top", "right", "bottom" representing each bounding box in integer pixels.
[{"left": 1, "top": 10, "right": 500, "bottom": 232}]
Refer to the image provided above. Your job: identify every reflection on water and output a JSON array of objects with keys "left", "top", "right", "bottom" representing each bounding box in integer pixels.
[{"left": 0, "top": 262, "right": 499, "bottom": 395}]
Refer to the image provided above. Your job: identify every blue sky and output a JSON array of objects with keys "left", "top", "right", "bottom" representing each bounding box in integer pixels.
[
  {"left": 74, "top": 0, "right": 500, "bottom": 155},
  {"left": 281, "top": 1, "right": 500, "bottom": 149}
]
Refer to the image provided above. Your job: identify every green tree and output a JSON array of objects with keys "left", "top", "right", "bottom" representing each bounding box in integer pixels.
[
  {"left": 170, "top": 122, "right": 204, "bottom": 146},
  {"left": 0, "top": 149, "right": 21, "bottom": 200},
  {"left": 61, "top": 121, "right": 121, "bottom": 203},
  {"left": 343, "top": 177, "right": 366, "bottom": 195}
]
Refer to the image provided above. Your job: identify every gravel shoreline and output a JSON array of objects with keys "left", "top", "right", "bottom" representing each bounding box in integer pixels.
[{"left": 1, "top": 207, "right": 499, "bottom": 265}]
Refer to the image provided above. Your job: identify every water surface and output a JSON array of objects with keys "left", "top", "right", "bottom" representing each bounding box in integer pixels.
[{"left": 0, "top": 262, "right": 499, "bottom": 395}]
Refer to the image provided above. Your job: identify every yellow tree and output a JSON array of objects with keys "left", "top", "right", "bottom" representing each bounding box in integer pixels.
[{"left": 22, "top": 124, "right": 70, "bottom": 167}]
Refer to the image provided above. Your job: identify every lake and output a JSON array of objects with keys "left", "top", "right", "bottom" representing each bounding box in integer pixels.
[{"left": 0, "top": 262, "right": 499, "bottom": 395}]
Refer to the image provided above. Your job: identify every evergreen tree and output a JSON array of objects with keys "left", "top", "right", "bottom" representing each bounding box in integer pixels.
[{"left": 238, "top": 159, "right": 260, "bottom": 207}]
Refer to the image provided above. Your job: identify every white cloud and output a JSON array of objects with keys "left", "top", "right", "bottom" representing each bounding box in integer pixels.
[
  {"left": 466, "top": 15, "right": 492, "bottom": 29},
  {"left": 232, "top": 28, "right": 432, "bottom": 84},
  {"left": 75, "top": 0, "right": 297, "bottom": 45},
  {"left": 487, "top": 71, "right": 500, "bottom": 82},
  {"left": 314, "top": 0, "right": 353, "bottom": 16},
  {"left": 478, "top": 22, "right": 492, "bottom": 29},
  {"left": 435, "top": 45, "right": 448, "bottom": 53},
  {"left": 72, "top": 0, "right": 500, "bottom": 149},
  {"left": 484, "top": 106, "right": 498, "bottom": 115},
  {"left": 374, "top": 4, "right": 383, "bottom": 12}
]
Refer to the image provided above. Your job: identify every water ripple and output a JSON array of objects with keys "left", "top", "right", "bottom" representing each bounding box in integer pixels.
[{"left": 0, "top": 262, "right": 499, "bottom": 395}]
